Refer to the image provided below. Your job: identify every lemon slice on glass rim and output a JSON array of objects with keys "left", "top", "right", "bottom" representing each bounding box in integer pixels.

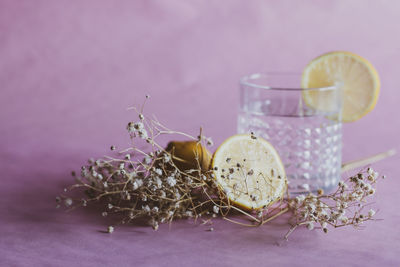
[
  {"left": 211, "top": 134, "right": 287, "bottom": 211},
  {"left": 301, "top": 51, "right": 380, "bottom": 122}
]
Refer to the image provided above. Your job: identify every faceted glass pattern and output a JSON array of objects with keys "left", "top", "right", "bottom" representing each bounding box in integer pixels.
[{"left": 238, "top": 112, "right": 342, "bottom": 194}]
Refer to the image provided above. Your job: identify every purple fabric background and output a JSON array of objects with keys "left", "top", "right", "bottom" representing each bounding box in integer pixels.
[{"left": 1, "top": 1, "right": 400, "bottom": 266}]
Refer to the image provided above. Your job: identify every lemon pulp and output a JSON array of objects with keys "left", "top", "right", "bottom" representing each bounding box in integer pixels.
[
  {"left": 302, "top": 51, "right": 380, "bottom": 122},
  {"left": 211, "top": 134, "right": 286, "bottom": 210}
]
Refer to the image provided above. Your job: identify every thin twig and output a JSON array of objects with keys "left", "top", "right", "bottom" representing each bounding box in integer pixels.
[
  {"left": 223, "top": 217, "right": 258, "bottom": 227},
  {"left": 260, "top": 207, "right": 289, "bottom": 226},
  {"left": 341, "top": 149, "right": 396, "bottom": 173}
]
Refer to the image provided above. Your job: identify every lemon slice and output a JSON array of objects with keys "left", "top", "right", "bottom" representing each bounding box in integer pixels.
[
  {"left": 211, "top": 134, "right": 286, "bottom": 210},
  {"left": 302, "top": 51, "right": 380, "bottom": 122}
]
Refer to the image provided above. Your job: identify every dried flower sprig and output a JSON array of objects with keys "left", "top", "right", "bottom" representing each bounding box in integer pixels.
[
  {"left": 60, "top": 99, "right": 230, "bottom": 231},
  {"left": 284, "top": 167, "right": 383, "bottom": 240},
  {"left": 59, "top": 98, "right": 386, "bottom": 240}
]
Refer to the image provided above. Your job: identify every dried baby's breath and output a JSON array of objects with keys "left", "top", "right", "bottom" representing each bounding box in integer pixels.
[
  {"left": 60, "top": 100, "right": 228, "bottom": 230},
  {"left": 60, "top": 98, "right": 385, "bottom": 240},
  {"left": 284, "top": 167, "right": 382, "bottom": 240}
]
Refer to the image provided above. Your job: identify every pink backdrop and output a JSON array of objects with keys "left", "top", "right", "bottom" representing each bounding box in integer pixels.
[{"left": 1, "top": 1, "right": 399, "bottom": 266}]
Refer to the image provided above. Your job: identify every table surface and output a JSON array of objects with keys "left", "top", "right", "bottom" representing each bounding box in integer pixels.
[
  {"left": 2, "top": 1, "right": 400, "bottom": 266},
  {"left": 2, "top": 149, "right": 399, "bottom": 267}
]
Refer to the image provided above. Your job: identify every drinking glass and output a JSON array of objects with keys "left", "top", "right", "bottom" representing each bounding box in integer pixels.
[{"left": 238, "top": 73, "right": 342, "bottom": 195}]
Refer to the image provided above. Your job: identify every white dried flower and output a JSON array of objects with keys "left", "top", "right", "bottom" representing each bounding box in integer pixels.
[
  {"left": 358, "top": 180, "right": 367, "bottom": 189},
  {"left": 321, "top": 222, "right": 328, "bottom": 233},
  {"left": 152, "top": 206, "right": 159, "bottom": 213},
  {"left": 320, "top": 209, "right": 329, "bottom": 218},
  {"left": 163, "top": 154, "right": 170, "bottom": 163},
  {"left": 213, "top": 205, "right": 219, "bottom": 214},
  {"left": 138, "top": 129, "right": 148, "bottom": 139},
  {"left": 160, "top": 191, "right": 166, "bottom": 198},
  {"left": 307, "top": 222, "right": 314, "bottom": 230},
  {"left": 167, "top": 176, "right": 177, "bottom": 187},
  {"left": 107, "top": 226, "right": 114, "bottom": 233},
  {"left": 144, "top": 156, "right": 152, "bottom": 165},
  {"left": 364, "top": 183, "right": 372, "bottom": 191},
  {"left": 81, "top": 169, "right": 88, "bottom": 177},
  {"left": 132, "top": 181, "right": 139, "bottom": 190},
  {"left": 368, "top": 209, "right": 376, "bottom": 217},
  {"left": 64, "top": 198, "right": 73, "bottom": 207},
  {"left": 185, "top": 177, "right": 193, "bottom": 185},
  {"left": 154, "top": 168, "right": 163, "bottom": 176},
  {"left": 142, "top": 205, "right": 150, "bottom": 213},
  {"left": 155, "top": 177, "right": 162, "bottom": 188},
  {"left": 307, "top": 203, "right": 316, "bottom": 212},
  {"left": 185, "top": 211, "right": 193, "bottom": 217},
  {"left": 133, "top": 122, "right": 144, "bottom": 130},
  {"left": 296, "top": 195, "right": 305, "bottom": 203}
]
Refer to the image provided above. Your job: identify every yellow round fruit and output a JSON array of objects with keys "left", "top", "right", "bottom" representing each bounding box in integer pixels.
[
  {"left": 211, "top": 134, "right": 287, "bottom": 211},
  {"left": 166, "top": 141, "right": 212, "bottom": 172},
  {"left": 302, "top": 51, "right": 380, "bottom": 122}
]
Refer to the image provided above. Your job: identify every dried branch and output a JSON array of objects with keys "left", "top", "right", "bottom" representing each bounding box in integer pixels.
[{"left": 58, "top": 97, "right": 386, "bottom": 240}]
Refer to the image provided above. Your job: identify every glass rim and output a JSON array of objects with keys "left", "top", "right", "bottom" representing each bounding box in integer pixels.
[{"left": 240, "top": 72, "right": 338, "bottom": 91}]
